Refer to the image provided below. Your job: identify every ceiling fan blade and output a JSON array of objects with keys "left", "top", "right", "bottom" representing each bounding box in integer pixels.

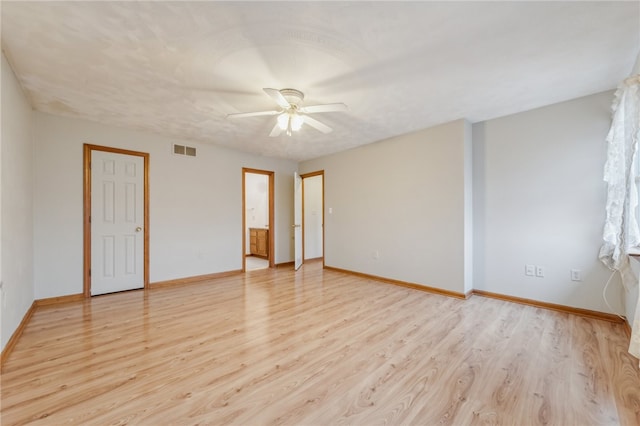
[
  {"left": 300, "top": 103, "right": 348, "bottom": 114},
  {"left": 227, "top": 110, "right": 279, "bottom": 119},
  {"left": 263, "top": 88, "right": 291, "bottom": 109},
  {"left": 303, "top": 115, "right": 333, "bottom": 134},
  {"left": 269, "top": 122, "right": 283, "bottom": 137}
]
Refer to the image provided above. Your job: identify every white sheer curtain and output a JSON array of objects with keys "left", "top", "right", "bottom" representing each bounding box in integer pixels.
[{"left": 599, "top": 53, "right": 640, "bottom": 362}]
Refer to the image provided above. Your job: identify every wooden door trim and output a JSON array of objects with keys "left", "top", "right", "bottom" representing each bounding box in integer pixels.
[
  {"left": 242, "top": 168, "right": 275, "bottom": 270},
  {"left": 300, "top": 171, "right": 325, "bottom": 268},
  {"left": 301, "top": 177, "right": 305, "bottom": 263},
  {"left": 83, "top": 144, "right": 150, "bottom": 298},
  {"left": 300, "top": 170, "right": 324, "bottom": 179}
]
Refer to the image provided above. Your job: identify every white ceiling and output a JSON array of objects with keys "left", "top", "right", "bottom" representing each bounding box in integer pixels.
[{"left": 2, "top": 1, "right": 639, "bottom": 161}]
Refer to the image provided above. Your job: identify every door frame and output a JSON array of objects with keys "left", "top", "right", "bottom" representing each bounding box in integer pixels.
[
  {"left": 242, "top": 168, "right": 275, "bottom": 271},
  {"left": 300, "top": 170, "right": 325, "bottom": 268},
  {"left": 83, "top": 144, "right": 150, "bottom": 297}
]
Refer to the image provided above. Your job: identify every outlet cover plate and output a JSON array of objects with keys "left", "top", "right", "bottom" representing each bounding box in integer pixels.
[
  {"left": 571, "top": 269, "right": 582, "bottom": 281},
  {"left": 525, "top": 264, "right": 535, "bottom": 276}
]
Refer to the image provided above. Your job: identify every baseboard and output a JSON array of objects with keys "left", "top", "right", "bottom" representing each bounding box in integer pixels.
[
  {"left": 35, "top": 293, "right": 85, "bottom": 306},
  {"left": 472, "top": 290, "right": 625, "bottom": 324},
  {"left": 321, "top": 266, "right": 624, "bottom": 323},
  {"left": 150, "top": 270, "right": 243, "bottom": 289},
  {"left": 1, "top": 301, "right": 36, "bottom": 368},
  {"left": 323, "top": 266, "right": 468, "bottom": 299},
  {"left": 304, "top": 257, "right": 324, "bottom": 262}
]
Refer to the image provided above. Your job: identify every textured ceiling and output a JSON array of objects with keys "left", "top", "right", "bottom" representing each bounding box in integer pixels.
[{"left": 2, "top": 1, "right": 639, "bottom": 161}]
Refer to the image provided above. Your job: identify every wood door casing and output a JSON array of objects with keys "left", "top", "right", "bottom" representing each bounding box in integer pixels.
[
  {"left": 300, "top": 170, "right": 325, "bottom": 268},
  {"left": 242, "top": 168, "right": 275, "bottom": 270},
  {"left": 83, "top": 144, "right": 149, "bottom": 297}
]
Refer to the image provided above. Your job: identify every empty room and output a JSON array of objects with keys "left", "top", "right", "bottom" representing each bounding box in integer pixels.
[{"left": 2, "top": 1, "right": 640, "bottom": 425}]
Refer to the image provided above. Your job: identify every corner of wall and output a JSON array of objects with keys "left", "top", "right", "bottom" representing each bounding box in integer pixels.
[
  {"left": 471, "top": 122, "right": 486, "bottom": 292},
  {"left": 463, "top": 119, "right": 474, "bottom": 293},
  {"left": 476, "top": 91, "right": 619, "bottom": 313}
]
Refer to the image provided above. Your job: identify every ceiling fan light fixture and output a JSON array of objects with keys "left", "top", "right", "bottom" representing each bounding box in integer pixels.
[
  {"left": 290, "top": 113, "right": 303, "bottom": 131},
  {"left": 277, "top": 113, "right": 289, "bottom": 130},
  {"left": 228, "top": 88, "right": 346, "bottom": 137}
]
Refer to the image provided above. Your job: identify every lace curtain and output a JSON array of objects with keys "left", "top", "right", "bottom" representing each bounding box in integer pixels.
[{"left": 599, "top": 53, "right": 640, "bottom": 363}]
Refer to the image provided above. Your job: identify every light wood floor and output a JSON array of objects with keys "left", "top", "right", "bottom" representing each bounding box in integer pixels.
[
  {"left": 245, "top": 256, "right": 269, "bottom": 271},
  {"left": 2, "top": 263, "right": 639, "bottom": 425}
]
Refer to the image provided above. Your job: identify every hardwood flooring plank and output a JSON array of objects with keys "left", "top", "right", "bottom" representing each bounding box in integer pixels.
[
  {"left": 1, "top": 263, "right": 639, "bottom": 425},
  {"left": 350, "top": 297, "right": 507, "bottom": 426},
  {"left": 570, "top": 316, "right": 621, "bottom": 425},
  {"left": 528, "top": 312, "right": 575, "bottom": 426}
]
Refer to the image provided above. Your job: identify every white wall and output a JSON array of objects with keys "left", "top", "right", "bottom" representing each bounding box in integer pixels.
[
  {"left": 33, "top": 112, "right": 297, "bottom": 299},
  {"left": 245, "top": 172, "right": 269, "bottom": 254},
  {"left": 300, "top": 92, "right": 623, "bottom": 314},
  {"left": 300, "top": 119, "right": 472, "bottom": 295},
  {"left": 303, "top": 175, "right": 323, "bottom": 259},
  {"left": 473, "top": 90, "right": 624, "bottom": 313},
  {"left": 1, "top": 53, "right": 35, "bottom": 350}
]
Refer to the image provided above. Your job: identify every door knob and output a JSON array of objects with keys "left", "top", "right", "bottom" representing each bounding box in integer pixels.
[{"left": 136, "top": 227, "right": 142, "bottom": 232}]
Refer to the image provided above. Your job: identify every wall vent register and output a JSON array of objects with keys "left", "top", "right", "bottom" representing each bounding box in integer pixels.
[{"left": 173, "top": 144, "right": 196, "bottom": 157}]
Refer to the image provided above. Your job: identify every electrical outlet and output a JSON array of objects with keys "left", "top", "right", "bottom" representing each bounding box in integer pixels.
[
  {"left": 536, "top": 266, "right": 545, "bottom": 277},
  {"left": 571, "top": 269, "right": 582, "bottom": 281},
  {"left": 525, "top": 264, "right": 535, "bottom": 276}
]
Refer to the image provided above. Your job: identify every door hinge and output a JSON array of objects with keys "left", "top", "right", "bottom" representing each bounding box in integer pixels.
[{"left": 89, "top": 268, "right": 91, "bottom": 277}]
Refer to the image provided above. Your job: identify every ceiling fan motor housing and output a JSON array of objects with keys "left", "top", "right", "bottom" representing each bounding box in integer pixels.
[{"left": 280, "top": 88, "right": 304, "bottom": 108}]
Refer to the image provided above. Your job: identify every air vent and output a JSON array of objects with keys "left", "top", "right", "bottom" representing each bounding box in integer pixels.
[{"left": 173, "top": 144, "right": 196, "bottom": 157}]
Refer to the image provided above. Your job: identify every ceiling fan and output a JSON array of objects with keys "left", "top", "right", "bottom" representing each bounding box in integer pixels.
[{"left": 227, "top": 88, "right": 347, "bottom": 137}]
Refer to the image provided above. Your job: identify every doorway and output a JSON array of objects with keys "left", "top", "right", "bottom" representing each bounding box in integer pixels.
[
  {"left": 83, "top": 144, "right": 149, "bottom": 297},
  {"left": 301, "top": 171, "right": 324, "bottom": 266},
  {"left": 242, "top": 168, "right": 275, "bottom": 271}
]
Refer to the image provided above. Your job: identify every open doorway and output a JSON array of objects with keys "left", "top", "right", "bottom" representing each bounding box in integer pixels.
[
  {"left": 242, "top": 168, "right": 274, "bottom": 271},
  {"left": 301, "top": 171, "right": 324, "bottom": 265}
]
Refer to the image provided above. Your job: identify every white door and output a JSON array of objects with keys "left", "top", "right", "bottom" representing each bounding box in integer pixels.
[
  {"left": 294, "top": 172, "right": 303, "bottom": 270},
  {"left": 91, "top": 150, "right": 145, "bottom": 295},
  {"left": 303, "top": 175, "right": 323, "bottom": 260}
]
